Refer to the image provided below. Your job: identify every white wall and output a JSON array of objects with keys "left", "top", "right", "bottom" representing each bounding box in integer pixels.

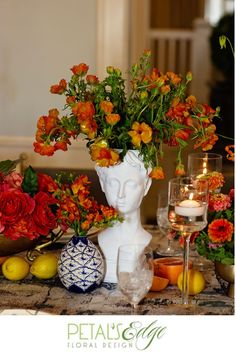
[{"left": 0, "top": 0, "right": 97, "bottom": 137}]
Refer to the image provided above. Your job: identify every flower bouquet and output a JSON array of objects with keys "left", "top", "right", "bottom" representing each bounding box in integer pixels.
[
  {"left": 0, "top": 160, "right": 120, "bottom": 244},
  {"left": 195, "top": 175, "right": 234, "bottom": 265},
  {"left": 34, "top": 50, "right": 220, "bottom": 179}
]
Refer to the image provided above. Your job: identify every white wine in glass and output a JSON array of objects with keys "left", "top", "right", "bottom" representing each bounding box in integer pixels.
[{"left": 117, "top": 244, "right": 153, "bottom": 311}]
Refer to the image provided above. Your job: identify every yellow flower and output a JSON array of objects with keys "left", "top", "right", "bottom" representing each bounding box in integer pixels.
[{"left": 128, "top": 122, "right": 152, "bottom": 147}]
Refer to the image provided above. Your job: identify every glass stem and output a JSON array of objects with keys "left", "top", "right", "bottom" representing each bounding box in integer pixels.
[{"left": 182, "top": 232, "right": 191, "bottom": 305}]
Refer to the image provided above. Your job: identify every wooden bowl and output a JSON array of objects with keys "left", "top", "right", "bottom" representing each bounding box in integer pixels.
[{"left": 0, "top": 234, "right": 35, "bottom": 256}]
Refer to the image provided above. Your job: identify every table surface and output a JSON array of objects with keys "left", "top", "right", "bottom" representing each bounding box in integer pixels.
[{"left": 0, "top": 226, "right": 234, "bottom": 316}]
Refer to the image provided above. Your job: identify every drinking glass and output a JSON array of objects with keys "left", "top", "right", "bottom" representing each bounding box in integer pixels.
[
  {"left": 117, "top": 244, "right": 153, "bottom": 311},
  {"left": 156, "top": 193, "right": 181, "bottom": 256},
  {"left": 168, "top": 177, "right": 209, "bottom": 305}
]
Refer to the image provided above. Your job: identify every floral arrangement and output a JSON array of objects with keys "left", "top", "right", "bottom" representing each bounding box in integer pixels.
[
  {"left": 0, "top": 160, "right": 120, "bottom": 240},
  {"left": 34, "top": 50, "right": 220, "bottom": 179},
  {"left": 195, "top": 173, "right": 234, "bottom": 265}
]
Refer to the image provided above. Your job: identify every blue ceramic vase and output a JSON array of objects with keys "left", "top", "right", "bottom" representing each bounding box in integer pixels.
[{"left": 58, "top": 235, "right": 105, "bottom": 293}]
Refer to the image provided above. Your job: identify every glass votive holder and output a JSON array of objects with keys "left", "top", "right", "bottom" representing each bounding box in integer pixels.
[{"left": 188, "top": 152, "right": 222, "bottom": 176}]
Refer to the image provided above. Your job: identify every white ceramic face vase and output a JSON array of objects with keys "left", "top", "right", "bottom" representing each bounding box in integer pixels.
[{"left": 95, "top": 150, "right": 153, "bottom": 283}]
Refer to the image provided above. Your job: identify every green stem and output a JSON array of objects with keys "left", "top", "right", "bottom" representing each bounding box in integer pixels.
[
  {"left": 226, "top": 37, "right": 235, "bottom": 58},
  {"left": 217, "top": 134, "right": 234, "bottom": 141}
]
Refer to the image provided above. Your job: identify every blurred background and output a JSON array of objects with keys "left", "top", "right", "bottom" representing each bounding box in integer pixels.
[{"left": 0, "top": 0, "right": 234, "bottom": 222}]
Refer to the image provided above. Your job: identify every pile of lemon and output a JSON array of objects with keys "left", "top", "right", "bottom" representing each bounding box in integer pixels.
[{"left": 0, "top": 253, "right": 58, "bottom": 281}]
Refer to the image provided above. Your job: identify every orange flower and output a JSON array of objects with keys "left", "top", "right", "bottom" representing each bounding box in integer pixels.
[
  {"left": 166, "top": 103, "right": 189, "bottom": 123},
  {"left": 186, "top": 95, "right": 197, "bottom": 107},
  {"left": 225, "top": 145, "right": 235, "bottom": 161},
  {"left": 36, "top": 109, "right": 59, "bottom": 134},
  {"left": 200, "top": 172, "right": 224, "bottom": 192},
  {"left": 194, "top": 128, "right": 218, "bottom": 151},
  {"left": 50, "top": 79, "right": 67, "bottom": 94},
  {"left": 128, "top": 122, "right": 152, "bottom": 147},
  {"left": 54, "top": 141, "right": 68, "bottom": 152},
  {"left": 66, "top": 96, "right": 76, "bottom": 105},
  {"left": 105, "top": 114, "right": 121, "bottom": 125},
  {"left": 86, "top": 75, "right": 99, "bottom": 84},
  {"left": 100, "top": 101, "right": 114, "bottom": 114},
  {"left": 149, "top": 166, "right": 165, "bottom": 180},
  {"left": 70, "top": 63, "right": 89, "bottom": 76},
  {"left": 80, "top": 119, "right": 98, "bottom": 139},
  {"left": 208, "top": 219, "right": 234, "bottom": 243},
  {"left": 166, "top": 71, "right": 182, "bottom": 85},
  {"left": 71, "top": 175, "right": 90, "bottom": 195},
  {"left": 160, "top": 85, "right": 171, "bottom": 95},
  {"left": 90, "top": 146, "right": 120, "bottom": 167},
  {"left": 175, "top": 163, "right": 185, "bottom": 177},
  {"left": 33, "top": 142, "right": 55, "bottom": 156},
  {"left": 72, "top": 101, "right": 95, "bottom": 122}
]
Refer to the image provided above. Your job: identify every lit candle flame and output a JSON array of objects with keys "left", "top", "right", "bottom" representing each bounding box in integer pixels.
[
  {"left": 189, "top": 193, "right": 194, "bottom": 200},
  {"left": 203, "top": 161, "right": 208, "bottom": 174}
]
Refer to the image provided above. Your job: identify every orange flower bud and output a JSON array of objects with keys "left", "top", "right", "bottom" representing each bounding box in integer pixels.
[
  {"left": 106, "top": 114, "right": 120, "bottom": 125},
  {"left": 175, "top": 163, "right": 186, "bottom": 177},
  {"left": 149, "top": 166, "right": 165, "bottom": 180}
]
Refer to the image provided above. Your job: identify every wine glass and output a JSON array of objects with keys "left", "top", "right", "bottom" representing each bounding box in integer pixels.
[
  {"left": 156, "top": 193, "right": 181, "bottom": 256},
  {"left": 117, "top": 244, "right": 153, "bottom": 311},
  {"left": 168, "top": 177, "right": 209, "bottom": 305}
]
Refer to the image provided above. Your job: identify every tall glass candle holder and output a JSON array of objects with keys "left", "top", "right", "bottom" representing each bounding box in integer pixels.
[
  {"left": 168, "top": 177, "right": 209, "bottom": 305},
  {"left": 188, "top": 153, "right": 222, "bottom": 177}
]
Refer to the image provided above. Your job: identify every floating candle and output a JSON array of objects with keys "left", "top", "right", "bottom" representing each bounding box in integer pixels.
[
  {"left": 179, "top": 200, "right": 200, "bottom": 208},
  {"left": 175, "top": 199, "right": 205, "bottom": 217}
]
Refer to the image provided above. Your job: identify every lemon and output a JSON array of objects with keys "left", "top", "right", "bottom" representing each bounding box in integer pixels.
[
  {"left": 177, "top": 269, "right": 205, "bottom": 295},
  {"left": 2, "top": 256, "right": 30, "bottom": 281},
  {"left": 30, "top": 253, "right": 58, "bottom": 279}
]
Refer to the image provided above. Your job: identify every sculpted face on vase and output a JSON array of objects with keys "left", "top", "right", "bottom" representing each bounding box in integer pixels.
[{"left": 95, "top": 150, "right": 153, "bottom": 283}]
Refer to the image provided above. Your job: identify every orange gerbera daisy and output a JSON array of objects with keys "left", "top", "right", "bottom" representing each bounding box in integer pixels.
[
  {"left": 128, "top": 122, "right": 152, "bottom": 147},
  {"left": 208, "top": 219, "right": 234, "bottom": 243}
]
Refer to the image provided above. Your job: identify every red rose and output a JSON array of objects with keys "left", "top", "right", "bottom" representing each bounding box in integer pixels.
[
  {"left": 37, "top": 173, "right": 58, "bottom": 193},
  {"left": 32, "top": 192, "right": 57, "bottom": 235},
  {"left": 3, "top": 216, "right": 39, "bottom": 241},
  {"left": 0, "top": 190, "right": 35, "bottom": 228}
]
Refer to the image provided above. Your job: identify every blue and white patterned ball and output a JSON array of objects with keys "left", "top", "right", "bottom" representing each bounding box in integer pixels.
[{"left": 58, "top": 236, "right": 105, "bottom": 293}]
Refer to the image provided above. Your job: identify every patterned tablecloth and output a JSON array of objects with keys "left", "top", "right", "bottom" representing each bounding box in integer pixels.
[{"left": 0, "top": 226, "right": 234, "bottom": 316}]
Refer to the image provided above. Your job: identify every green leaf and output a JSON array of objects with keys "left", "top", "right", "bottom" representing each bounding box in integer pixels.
[
  {"left": 0, "top": 159, "right": 20, "bottom": 175},
  {"left": 221, "top": 258, "right": 234, "bottom": 265},
  {"left": 22, "top": 166, "right": 38, "bottom": 196}
]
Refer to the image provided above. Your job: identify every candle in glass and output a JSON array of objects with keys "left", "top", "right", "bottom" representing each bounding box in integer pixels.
[
  {"left": 168, "top": 177, "right": 208, "bottom": 305},
  {"left": 188, "top": 153, "right": 222, "bottom": 177}
]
